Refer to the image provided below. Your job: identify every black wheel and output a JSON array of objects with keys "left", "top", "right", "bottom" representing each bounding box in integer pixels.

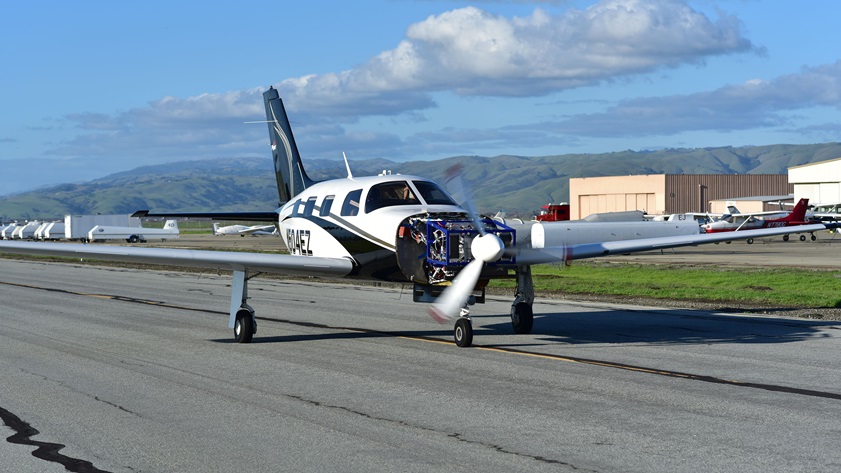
[
  {"left": 454, "top": 318, "right": 473, "bottom": 347},
  {"left": 725, "top": 241, "right": 731, "bottom": 244},
  {"left": 746, "top": 238, "right": 754, "bottom": 245},
  {"left": 128, "top": 235, "right": 139, "bottom": 243},
  {"left": 511, "top": 302, "right": 534, "bottom": 334},
  {"left": 783, "top": 234, "right": 790, "bottom": 241},
  {"left": 799, "top": 235, "right": 806, "bottom": 241},
  {"left": 234, "top": 309, "right": 254, "bottom": 343},
  {"left": 811, "top": 234, "right": 817, "bottom": 241}
]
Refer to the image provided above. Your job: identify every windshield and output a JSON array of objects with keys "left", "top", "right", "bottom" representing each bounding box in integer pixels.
[
  {"left": 365, "top": 181, "right": 420, "bottom": 213},
  {"left": 412, "top": 180, "right": 457, "bottom": 205}
]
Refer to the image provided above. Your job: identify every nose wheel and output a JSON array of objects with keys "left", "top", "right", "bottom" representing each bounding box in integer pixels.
[{"left": 454, "top": 317, "right": 473, "bottom": 347}]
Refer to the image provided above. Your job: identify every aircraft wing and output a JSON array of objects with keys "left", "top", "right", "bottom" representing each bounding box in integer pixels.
[
  {"left": 511, "top": 223, "right": 829, "bottom": 265},
  {"left": 0, "top": 241, "right": 352, "bottom": 277},
  {"left": 239, "top": 225, "right": 278, "bottom": 235}
]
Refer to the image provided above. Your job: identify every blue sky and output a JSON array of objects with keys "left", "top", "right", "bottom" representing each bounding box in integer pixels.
[{"left": 2, "top": 0, "right": 841, "bottom": 195}]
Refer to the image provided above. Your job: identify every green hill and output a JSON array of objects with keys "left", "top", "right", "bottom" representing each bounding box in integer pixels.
[{"left": 2, "top": 143, "right": 840, "bottom": 221}]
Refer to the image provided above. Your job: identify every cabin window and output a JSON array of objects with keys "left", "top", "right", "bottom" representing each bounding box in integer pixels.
[
  {"left": 412, "top": 180, "right": 457, "bottom": 205},
  {"left": 365, "top": 181, "right": 420, "bottom": 213},
  {"left": 303, "top": 196, "right": 317, "bottom": 216},
  {"left": 320, "top": 195, "right": 334, "bottom": 216},
  {"left": 341, "top": 189, "right": 362, "bottom": 216}
]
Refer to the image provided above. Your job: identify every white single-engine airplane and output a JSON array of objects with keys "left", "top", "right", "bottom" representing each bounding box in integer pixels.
[
  {"left": 0, "top": 87, "right": 835, "bottom": 347},
  {"left": 212, "top": 222, "right": 277, "bottom": 236}
]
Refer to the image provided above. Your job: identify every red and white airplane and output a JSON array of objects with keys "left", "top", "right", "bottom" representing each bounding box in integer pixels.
[
  {"left": 702, "top": 198, "right": 818, "bottom": 242},
  {"left": 0, "top": 87, "right": 834, "bottom": 347}
]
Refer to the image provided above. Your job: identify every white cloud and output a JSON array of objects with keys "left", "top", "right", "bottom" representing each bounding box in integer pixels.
[
  {"left": 280, "top": 1, "right": 756, "bottom": 112},
  {"left": 45, "top": 1, "right": 763, "bottom": 164},
  {"left": 540, "top": 60, "right": 841, "bottom": 137}
]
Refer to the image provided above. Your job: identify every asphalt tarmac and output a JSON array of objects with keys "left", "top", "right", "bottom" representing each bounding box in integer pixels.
[{"left": 2, "top": 258, "right": 841, "bottom": 471}]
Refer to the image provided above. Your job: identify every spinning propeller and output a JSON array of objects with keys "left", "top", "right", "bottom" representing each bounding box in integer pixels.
[{"left": 428, "top": 164, "right": 507, "bottom": 323}]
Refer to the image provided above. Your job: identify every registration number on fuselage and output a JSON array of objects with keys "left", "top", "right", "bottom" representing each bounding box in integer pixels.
[{"left": 287, "top": 229, "right": 312, "bottom": 256}]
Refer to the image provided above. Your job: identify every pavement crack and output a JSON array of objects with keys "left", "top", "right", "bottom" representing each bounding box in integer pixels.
[
  {"left": 446, "top": 432, "right": 598, "bottom": 470},
  {"left": 285, "top": 392, "right": 586, "bottom": 468},
  {"left": 20, "top": 368, "right": 142, "bottom": 417},
  {"left": 93, "top": 396, "right": 141, "bottom": 417},
  {"left": 0, "top": 405, "right": 112, "bottom": 473}
]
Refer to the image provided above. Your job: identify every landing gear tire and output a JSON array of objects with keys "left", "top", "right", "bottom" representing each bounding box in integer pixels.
[
  {"left": 799, "top": 235, "right": 806, "bottom": 241},
  {"left": 234, "top": 309, "right": 255, "bottom": 344},
  {"left": 746, "top": 238, "right": 754, "bottom": 245},
  {"left": 454, "top": 318, "right": 473, "bottom": 348},
  {"left": 811, "top": 234, "right": 817, "bottom": 241},
  {"left": 783, "top": 234, "right": 790, "bottom": 241},
  {"left": 511, "top": 302, "right": 533, "bottom": 334},
  {"left": 128, "top": 235, "right": 139, "bottom": 243}
]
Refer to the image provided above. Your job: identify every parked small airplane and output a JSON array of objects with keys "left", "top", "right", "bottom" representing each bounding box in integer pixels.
[
  {"left": 0, "top": 87, "right": 834, "bottom": 347},
  {"left": 212, "top": 222, "right": 277, "bottom": 236},
  {"left": 702, "top": 198, "right": 818, "bottom": 243},
  {"left": 804, "top": 202, "right": 841, "bottom": 222}
]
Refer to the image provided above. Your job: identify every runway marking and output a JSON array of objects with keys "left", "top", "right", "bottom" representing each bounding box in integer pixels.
[{"left": 5, "top": 279, "right": 841, "bottom": 401}]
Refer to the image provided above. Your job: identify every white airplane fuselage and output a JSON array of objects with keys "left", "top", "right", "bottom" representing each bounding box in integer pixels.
[{"left": 276, "top": 174, "right": 492, "bottom": 283}]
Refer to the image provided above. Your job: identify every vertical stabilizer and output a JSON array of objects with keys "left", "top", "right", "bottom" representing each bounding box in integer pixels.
[
  {"left": 781, "top": 198, "right": 809, "bottom": 222},
  {"left": 263, "top": 86, "right": 314, "bottom": 205}
]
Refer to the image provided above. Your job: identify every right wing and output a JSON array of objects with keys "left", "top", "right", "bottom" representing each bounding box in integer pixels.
[{"left": 0, "top": 241, "right": 352, "bottom": 277}]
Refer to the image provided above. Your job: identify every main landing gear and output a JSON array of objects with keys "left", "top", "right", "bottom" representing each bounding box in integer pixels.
[
  {"left": 450, "top": 266, "right": 535, "bottom": 347},
  {"left": 230, "top": 270, "right": 257, "bottom": 343}
]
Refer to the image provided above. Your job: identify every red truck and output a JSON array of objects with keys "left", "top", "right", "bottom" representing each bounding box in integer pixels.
[{"left": 535, "top": 203, "right": 570, "bottom": 222}]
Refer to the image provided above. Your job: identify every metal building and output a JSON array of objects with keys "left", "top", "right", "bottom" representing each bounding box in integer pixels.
[
  {"left": 789, "top": 157, "right": 841, "bottom": 207},
  {"left": 568, "top": 174, "right": 791, "bottom": 220}
]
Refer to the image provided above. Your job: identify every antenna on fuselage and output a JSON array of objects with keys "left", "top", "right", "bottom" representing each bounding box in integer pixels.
[{"left": 343, "top": 152, "right": 354, "bottom": 180}]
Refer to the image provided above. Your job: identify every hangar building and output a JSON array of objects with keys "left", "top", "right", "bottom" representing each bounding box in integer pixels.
[
  {"left": 789, "top": 157, "right": 841, "bottom": 207},
  {"left": 568, "top": 174, "right": 791, "bottom": 220}
]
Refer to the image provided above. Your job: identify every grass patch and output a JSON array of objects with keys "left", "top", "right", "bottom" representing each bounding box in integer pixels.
[{"left": 488, "top": 261, "right": 841, "bottom": 308}]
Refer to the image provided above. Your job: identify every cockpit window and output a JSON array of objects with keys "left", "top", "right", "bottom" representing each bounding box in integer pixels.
[
  {"left": 412, "top": 180, "right": 457, "bottom": 205},
  {"left": 341, "top": 189, "right": 362, "bottom": 216},
  {"left": 365, "top": 181, "right": 421, "bottom": 213}
]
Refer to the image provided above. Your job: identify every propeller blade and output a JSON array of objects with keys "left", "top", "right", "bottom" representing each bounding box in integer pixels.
[
  {"left": 428, "top": 258, "right": 484, "bottom": 323},
  {"left": 443, "top": 163, "right": 486, "bottom": 235}
]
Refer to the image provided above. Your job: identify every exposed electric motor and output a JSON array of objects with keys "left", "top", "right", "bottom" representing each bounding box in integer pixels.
[{"left": 395, "top": 212, "right": 516, "bottom": 286}]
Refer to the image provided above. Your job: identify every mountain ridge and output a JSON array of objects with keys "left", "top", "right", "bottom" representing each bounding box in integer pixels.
[{"left": 2, "top": 143, "right": 840, "bottom": 220}]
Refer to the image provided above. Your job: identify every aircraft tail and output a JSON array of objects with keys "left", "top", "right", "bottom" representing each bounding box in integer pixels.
[
  {"left": 781, "top": 198, "right": 809, "bottom": 222},
  {"left": 263, "top": 86, "right": 314, "bottom": 205},
  {"left": 164, "top": 220, "right": 179, "bottom": 233},
  {"left": 212, "top": 222, "right": 220, "bottom": 235}
]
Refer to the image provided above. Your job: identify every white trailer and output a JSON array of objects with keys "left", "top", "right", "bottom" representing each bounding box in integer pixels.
[
  {"left": 87, "top": 220, "right": 179, "bottom": 243},
  {"left": 64, "top": 214, "right": 141, "bottom": 241},
  {"left": 12, "top": 221, "right": 41, "bottom": 240},
  {"left": 0, "top": 223, "right": 19, "bottom": 239},
  {"left": 34, "top": 222, "right": 51, "bottom": 240},
  {"left": 42, "top": 222, "right": 66, "bottom": 240}
]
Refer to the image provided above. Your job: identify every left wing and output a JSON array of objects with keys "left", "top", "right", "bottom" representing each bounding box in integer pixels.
[{"left": 511, "top": 223, "right": 829, "bottom": 265}]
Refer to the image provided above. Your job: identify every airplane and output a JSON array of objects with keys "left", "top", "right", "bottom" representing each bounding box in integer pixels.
[
  {"left": 0, "top": 86, "right": 835, "bottom": 347},
  {"left": 212, "top": 222, "right": 278, "bottom": 236},
  {"left": 702, "top": 198, "right": 819, "bottom": 243}
]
